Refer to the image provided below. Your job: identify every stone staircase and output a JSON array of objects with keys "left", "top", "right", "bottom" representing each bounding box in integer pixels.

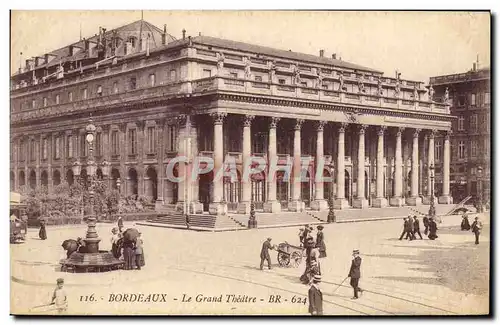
[
  {"left": 228, "top": 211, "right": 325, "bottom": 228},
  {"left": 143, "top": 212, "right": 246, "bottom": 231}
]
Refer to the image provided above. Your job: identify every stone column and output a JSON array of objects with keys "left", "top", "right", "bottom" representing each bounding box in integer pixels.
[
  {"left": 334, "top": 123, "right": 349, "bottom": 209},
  {"left": 390, "top": 127, "right": 405, "bottom": 206},
  {"left": 439, "top": 130, "right": 452, "bottom": 204},
  {"left": 406, "top": 128, "right": 422, "bottom": 205},
  {"left": 373, "top": 126, "right": 388, "bottom": 207},
  {"left": 423, "top": 130, "right": 436, "bottom": 204},
  {"left": 289, "top": 119, "right": 304, "bottom": 212},
  {"left": 209, "top": 112, "right": 228, "bottom": 215},
  {"left": 237, "top": 115, "right": 254, "bottom": 214},
  {"left": 312, "top": 121, "right": 328, "bottom": 211},
  {"left": 263, "top": 117, "right": 281, "bottom": 213},
  {"left": 353, "top": 124, "right": 369, "bottom": 208}
]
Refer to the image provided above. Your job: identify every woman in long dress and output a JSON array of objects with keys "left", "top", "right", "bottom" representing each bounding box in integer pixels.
[
  {"left": 316, "top": 225, "right": 327, "bottom": 258},
  {"left": 428, "top": 217, "right": 438, "bottom": 240},
  {"left": 134, "top": 233, "right": 145, "bottom": 269},
  {"left": 110, "top": 228, "right": 120, "bottom": 258},
  {"left": 461, "top": 214, "right": 471, "bottom": 231},
  {"left": 39, "top": 219, "right": 47, "bottom": 240},
  {"left": 122, "top": 239, "right": 135, "bottom": 270}
]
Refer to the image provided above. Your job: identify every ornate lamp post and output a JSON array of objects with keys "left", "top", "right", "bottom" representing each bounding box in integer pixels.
[
  {"left": 116, "top": 177, "right": 121, "bottom": 194},
  {"left": 477, "top": 166, "right": 483, "bottom": 213},
  {"left": 428, "top": 163, "right": 436, "bottom": 218}
]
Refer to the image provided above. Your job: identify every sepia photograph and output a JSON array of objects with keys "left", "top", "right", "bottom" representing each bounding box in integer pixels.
[{"left": 8, "top": 10, "right": 491, "bottom": 316}]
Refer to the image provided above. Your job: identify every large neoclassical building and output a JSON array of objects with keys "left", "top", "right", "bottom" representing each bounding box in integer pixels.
[{"left": 10, "top": 20, "right": 454, "bottom": 215}]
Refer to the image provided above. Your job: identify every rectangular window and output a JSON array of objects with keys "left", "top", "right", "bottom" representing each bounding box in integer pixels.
[
  {"left": 113, "top": 82, "right": 118, "bottom": 94},
  {"left": 81, "top": 88, "right": 88, "bottom": 99},
  {"left": 128, "top": 129, "right": 137, "bottom": 155},
  {"left": 32, "top": 99, "right": 36, "bottom": 109},
  {"left": 435, "top": 140, "right": 442, "bottom": 161},
  {"left": 484, "top": 138, "right": 489, "bottom": 156},
  {"left": 471, "top": 93, "right": 476, "bottom": 106},
  {"left": 147, "top": 126, "right": 156, "bottom": 153},
  {"left": 55, "top": 94, "right": 60, "bottom": 105},
  {"left": 484, "top": 92, "right": 490, "bottom": 104},
  {"left": 458, "top": 95, "right": 466, "bottom": 106},
  {"left": 80, "top": 135, "right": 87, "bottom": 157},
  {"left": 458, "top": 116, "right": 465, "bottom": 131},
  {"left": 471, "top": 114, "right": 478, "bottom": 132},
  {"left": 97, "top": 85, "right": 103, "bottom": 96},
  {"left": 229, "top": 72, "right": 238, "bottom": 78},
  {"left": 68, "top": 92, "right": 73, "bottom": 102},
  {"left": 54, "top": 136, "right": 61, "bottom": 159},
  {"left": 19, "top": 140, "right": 25, "bottom": 161},
  {"left": 254, "top": 75, "right": 262, "bottom": 82},
  {"left": 129, "top": 77, "right": 137, "bottom": 90},
  {"left": 67, "top": 135, "right": 73, "bottom": 158},
  {"left": 458, "top": 140, "right": 466, "bottom": 159},
  {"left": 300, "top": 81, "right": 307, "bottom": 87},
  {"left": 111, "top": 131, "right": 119, "bottom": 155},
  {"left": 30, "top": 139, "right": 36, "bottom": 161},
  {"left": 95, "top": 133, "right": 102, "bottom": 156},
  {"left": 470, "top": 140, "right": 477, "bottom": 157},
  {"left": 278, "top": 79, "right": 286, "bottom": 85},
  {"left": 43, "top": 97, "right": 48, "bottom": 107},
  {"left": 42, "top": 138, "right": 48, "bottom": 160},
  {"left": 202, "top": 69, "right": 211, "bottom": 78},
  {"left": 167, "top": 125, "right": 177, "bottom": 152},
  {"left": 149, "top": 74, "right": 156, "bottom": 87}
]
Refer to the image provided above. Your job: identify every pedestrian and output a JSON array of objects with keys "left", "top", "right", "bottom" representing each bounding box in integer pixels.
[
  {"left": 308, "top": 274, "right": 323, "bottom": 316},
  {"left": 461, "top": 213, "right": 471, "bottom": 231},
  {"left": 423, "top": 215, "right": 430, "bottom": 235},
  {"left": 406, "top": 216, "right": 415, "bottom": 240},
  {"left": 302, "top": 225, "right": 311, "bottom": 247},
  {"left": 260, "top": 237, "right": 274, "bottom": 270},
  {"left": 348, "top": 249, "right": 363, "bottom": 300},
  {"left": 298, "top": 228, "right": 305, "bottom": 248},
  {"left": 413, "top": 216, "right": 423, "bottom": 239},
  {"left": 21, "top": 212, "right": 28, "bottom": 233},
  {"left": 122, "top": 239, "right": 135, "bottom": 270},
  {"left": 428, "top": 217, "right": 438, "bottom": 240},
  {"left": 117, "top": 216, "right": 124, "bottom": 233},
  {"left": 316, "top": 225, "right": 327, "bottom": 258},
  {"left": 134, "top": 232, "right": 145, "bottom": 270},
  {"left": 398, "top": 217, "right": 409, "bottom": 240},
  {"left": 471, "top": 217, "right": 483, "bottom": 245},
  {"left": 39, "top": 219, "right": 47, "bottom": 240},
  {"left": 51, "top": 278, "right": 68, "bottom": 314}
]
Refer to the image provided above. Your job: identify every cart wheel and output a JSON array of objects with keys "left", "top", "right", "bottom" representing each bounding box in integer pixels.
[
  {"left": 277, "top": 252, "right": 290, "bottom": 267},
  {"left": 290, "top": 251, "right": 302, "bottom": 268}
]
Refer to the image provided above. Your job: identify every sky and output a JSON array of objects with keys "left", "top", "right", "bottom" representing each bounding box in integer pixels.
[{"left": 10, "top": 10, "right": 490, "bottom": 83}]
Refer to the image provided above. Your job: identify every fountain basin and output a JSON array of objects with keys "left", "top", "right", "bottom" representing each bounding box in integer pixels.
[{"left": 60, "top": 250, "right": 124, "bottom": 273}]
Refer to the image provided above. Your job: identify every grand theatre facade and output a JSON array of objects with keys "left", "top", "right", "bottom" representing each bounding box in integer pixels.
[{"left": 10, "top": 21, "right": 454, "bottom": 215}]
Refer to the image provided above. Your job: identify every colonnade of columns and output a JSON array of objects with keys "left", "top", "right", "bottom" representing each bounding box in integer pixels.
[{"left": 200, "top": 112, "right": 452, "bottom": 215}]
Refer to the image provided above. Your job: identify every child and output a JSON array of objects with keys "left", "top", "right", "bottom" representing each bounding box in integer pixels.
[{"left": 52, "top": 278, "right": 68, "bottom": 314}]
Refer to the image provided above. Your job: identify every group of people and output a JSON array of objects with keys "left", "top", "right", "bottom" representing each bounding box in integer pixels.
[
  {"left": 399, "top": 215, "right": 438, "bottom": 241},
  {"left": 461, "top": 214, "right": 483, "bottom": 245},
  {"left": 110, "top": 216, "right": 145, "bottom": 270}
]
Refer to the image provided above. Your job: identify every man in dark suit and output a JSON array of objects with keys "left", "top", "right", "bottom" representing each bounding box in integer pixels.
[
  {"left": 308, "top": 274, "right": 323, "bottom": 315},
  {"left": 423, "top": 216, "right": 430, "bottom": 235},
  {"left": 413, "top": 216, "right": 423, "bottom": 239},
  {"left": 348, "top": 249, "right": 363, "bottom": 299},
  {"left": 260, "top": 237, "right": 274, "bottom": 270},
  {"left": 399, "top": 218, "right": 409, "bottom": 240},
  {"left": 471, "top": 216, "right": 483, "bottom": 245},
  {"left": 405, "top": 216, "right": 415, "bottom": 240}
]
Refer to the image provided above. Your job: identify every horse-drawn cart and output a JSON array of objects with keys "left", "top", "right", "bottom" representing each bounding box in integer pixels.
[{"left": 277, "top": 242, "right": 304, "bottom": 267}]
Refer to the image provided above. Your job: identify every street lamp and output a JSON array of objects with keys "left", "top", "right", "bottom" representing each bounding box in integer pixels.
[
  {"left": 116, "top": 177, "right": 121, "bottom": 193},
  {"left": 428, "top": 163, "right": 436, "bottom": 218},
  {"left": 477, "top": 166, "right": 483, "bottom": 213}
]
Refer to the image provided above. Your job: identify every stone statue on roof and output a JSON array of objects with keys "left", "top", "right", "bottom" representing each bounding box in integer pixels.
[
  {"left": 394, "top": 79, "right": 401, "bottom": 98},
  {"left": 377, "top": 77, "right": 383, "bottom": 95},
  {"left": 244, "top": 57, "right": 252, "bottom": 79},
  {"left": 429, "top": 85, "right": 435, "bottom": 102},
  {"left": 413, "top": 84, "right": 419, "bottom": 101},
  {"left": 444, "top": 87, "right": 450, "bottom": 103},
  {"left": 216, "top": 52, "right": 225, "bottom": 75},
  {"left": 268, "top": 60, "right": 277, "bottom": 82},
  {"left": 316, "top": 69, "right": 324, "bottom": 89},
  {"left": 292, "top": 65, "right": 301, "bottom": 85},
  {"left": 338, "top": 72, "right": 345, "bottom": 92},
  {"left": 358, "top": 75, "right": 365, "bottom": 93}
]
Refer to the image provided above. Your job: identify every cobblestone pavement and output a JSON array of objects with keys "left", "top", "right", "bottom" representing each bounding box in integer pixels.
[{"left": 10, "top": 213, "right": 489, "bottom": 315}]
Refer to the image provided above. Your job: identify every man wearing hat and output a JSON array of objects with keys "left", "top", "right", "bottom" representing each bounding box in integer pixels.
[
  {"left": 316, "top": 225, "right": 327, "bottom": 258},
  {"left": 413, "top": 216, "right": 423, "bottom": 240},
  {"left": 260, "top": 237, "right": 275, "bottom": 270},
  {"left": 52, "top": 278, "right": 68, "bottom": 314},
  {"left": 348, "top": 249, "right": 363, "bottom": 299},
  {"left": 308, "top": 274, "right": 323, "bottom": 315},
  {"left": 471, "top": 216, "right": 483, "bottom": 245}
]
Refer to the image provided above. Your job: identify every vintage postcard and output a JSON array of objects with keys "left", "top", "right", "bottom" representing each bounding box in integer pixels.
[{"left": 9, "top": 10, "right": 490, "bottom": 316}]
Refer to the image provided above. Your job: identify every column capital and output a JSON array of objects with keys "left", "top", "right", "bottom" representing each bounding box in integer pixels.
[
  {"left": 444, "top": 129, "right": 452, "bottom": 140},
  {"left": 339, "top": 122, "right": 348, "bottom": 133},
  {"left": 210, "top": 112, "right": 227, "bottom": 125},
  {"left": 377, "top": 126, "right": 387, "bottom": 136},
  {"left": 396, "top": 127, "right": 405, "bottom": 137},
  {"left": 317, "top": 120, "right": 327, "bottom": 132},
  {"left": 270, "top": 117, "right": 281, "bottom": 129},
  {"left": 294, "top": 119, "right": 304, "bottom": 130},
  {"left": 243, "top": 115, "right": 255, "bottom": 127},
  {"left": 413, "top": 128, "right": 422, "bottom": 138},
  {"left": 358, "top": 124, "right": 368, "bottom": 135},
  {"left": 428, "top": 129, "right": 437, "bottom": 139}
]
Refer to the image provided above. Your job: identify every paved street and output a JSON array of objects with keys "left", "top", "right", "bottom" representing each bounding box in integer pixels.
[{"left": 10, "top": 213, "right": 489, "bottom": 315}]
